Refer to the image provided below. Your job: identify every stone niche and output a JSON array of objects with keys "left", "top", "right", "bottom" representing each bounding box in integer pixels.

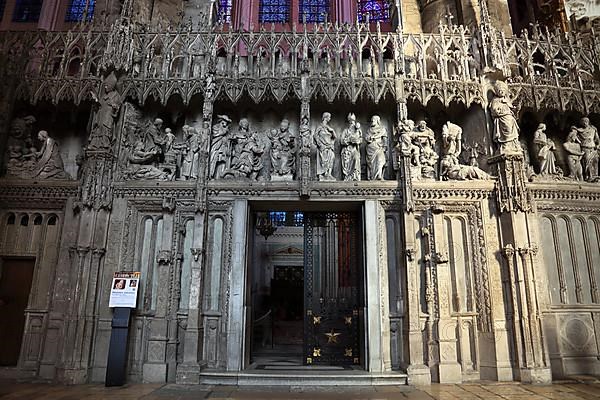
[
  {"left": 310, "top": 96, "right": 397, "bottom": 181},
  {"left": 406, "top": 97, "right": 492, "bottom": 174},
  {"left": 518, "top": 109, "right": 600, "bottom": 180},
  {"left": 2, "top": 102, "right": 91, "bottom": 180},
  {"left": 114, "top": 94, "right": 206, "bottom": 182},
  {"left": 211, "top": 96, "right": 301, "bottom": 182}
]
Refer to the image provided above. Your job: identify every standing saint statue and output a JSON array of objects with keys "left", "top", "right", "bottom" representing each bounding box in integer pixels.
[
  {"left": 175, "top": 125, "right": 200, "bottom": 180},
  {"left": 31, "top": 130, "right": 69, "bottom": 179},
  {"left": 315, "top": 112, "right": 337, "bottom": 181},
  {"left": 365, "top": 115, "right": 388, "bottom": 180},
  {"left": 88, "top": 73, "right": 121, "bottom": 151},
  {"left": 340, "top": 113, "right": 362, "bottom": 181},
  {"left": 490, "top": 81, "right": 521, "bottom": 154},
  {"left": 564, "top": 127, "right": 585, "bottom": 181},
  {"left": 576, "top": 117, "right": 600, "bottom": 182},
  {"left": 209, "top": 115, "right": 232, "bottom": 179},
  {"left": 533, "top": 123, "right": 560, "bottom": 176}
]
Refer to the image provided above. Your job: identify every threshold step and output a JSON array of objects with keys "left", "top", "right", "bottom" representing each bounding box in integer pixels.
[{"left": 199, "top": 369, "right": 408, "bottom": 386}]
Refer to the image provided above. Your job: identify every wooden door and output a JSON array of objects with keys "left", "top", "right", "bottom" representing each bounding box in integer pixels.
[{"left": 0, "top": 258, "right": 35, "bottom": 366}]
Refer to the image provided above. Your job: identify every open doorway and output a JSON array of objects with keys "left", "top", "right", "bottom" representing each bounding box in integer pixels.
[
  {"left": 0, "top": 258, "right": 35, "bottom": 366},
  {"left": 248, "top": 209, "right": 364, "bottom": 370}
]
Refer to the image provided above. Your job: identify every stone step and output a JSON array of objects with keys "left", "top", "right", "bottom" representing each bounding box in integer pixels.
[{"left": 199, "top": 369, "right": 408, "bottom": 386}]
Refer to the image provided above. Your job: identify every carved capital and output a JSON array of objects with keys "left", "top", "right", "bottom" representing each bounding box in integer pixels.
[
  {"left": 157, "top": 250, "right": 172, "bottom": 265},
  {"left": 502, "top": 244, "right": 515, "bottom": 259},
  {"left": 190, "top": 247, "right": 204, "bottom": 262},
  {"left": 91, "top": 248, "right": 106, "bottom": 258}
]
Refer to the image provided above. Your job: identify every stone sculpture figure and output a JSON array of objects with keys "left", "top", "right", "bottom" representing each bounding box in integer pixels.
[
  {"left": 490, "top": 81, "right": 522, "bottom": 154},
  {"left": 269, "top": 119, "right": 296, "bottom": 180},
  {"left": 315, "top": 112, "right": 337, "bottom": 181},
  {"left": 163, "top": 127, "right": 177, "bottom": 165},
  {"left": 209, "top": 115, "right": 232, "bottom": 179},
  {"left": 175, "top": 125, "right": 200, "bottom": 180},
  {"left": 576, "top": 117, "right": 600, "bottom": 182},
  {"left": 365, "top": 115, "right": 388, "bottom": 180},
  {"left": 340, "top": 113, "right": 362, "bottom": 181},
  {"left": 225, "top": 119, "right": 264, "bottom": 180},
  {"left": 564, "top": 127, "right": 585, "bottom": 181},
  {"left": 414, "top": 120, "right": 438, "bottom": 179},
  {"left": 299, "top": 116, "right": 312, "bottom": 154},
  {"left": 440, "top": 122, "right": 491, "bottom": 180},
  {"left": 533, "top": 123, "right": 560, "bottom": 177},
  {"left": 397, "top": 119, "right": 420, "bottom": 166},
  {"left": 127, "top": 140, "right": 170, "bottom": 180},
  {"left": 144, "top": 118, "right": 166, "bottom": 156},
  {"left": 88, "top": 72, "right": 122, "bottom": 151},
  {"left": 31, "top": 130, "right": 69, "bottom": 179}
]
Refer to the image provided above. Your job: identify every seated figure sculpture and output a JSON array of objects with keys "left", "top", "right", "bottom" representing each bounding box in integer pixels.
[{"left": 440, "top": 122, "right": 491, "bottom": 181}]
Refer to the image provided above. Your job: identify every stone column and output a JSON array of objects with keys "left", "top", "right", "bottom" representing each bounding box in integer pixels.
[
  {"left": 489, "top": 152, "right": 552, "bottom": 383},
  {"left": 430, "top": 208, "right": 462, "bottom": 383},
  {"left": 178, "top": 82, "right": 213, "bottom": 383},
  {"left": 364, "top": 200, "right": 392, "bottom": 373},
  {"left": 225, "top": 199, "right": 249, "bottom": 371}
]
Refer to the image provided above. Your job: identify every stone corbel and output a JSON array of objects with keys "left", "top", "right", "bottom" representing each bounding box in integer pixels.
[
  {"left": 190, "top": 248, "right": 204, "bottom": 262},
  {"left": 434, "top": 251, "right": 449, "bottom": 264},
  {"left": 157, "top": 250, "right": 172, "bottom": 265},
  {"left": 162, "top": 197, "right": 176, "bottom": 213},
  {"left": 91, "top": 248, "right": 106, "bottom": 259},
  {"left": 405, "top": 247, "right": 416, "bottom": 262}
]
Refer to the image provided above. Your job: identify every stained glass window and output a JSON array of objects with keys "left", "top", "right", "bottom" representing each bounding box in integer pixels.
[
  {"left": 12, "top": 0, "right": 43, "bottom": 22},
  {"left": 357, "top": 0, "right": 390, "bottom": 22},
  {"left": 218, "top": 0, "right": 232, "bottom": 23},
  {"left": 65, "top": 0, "right": 95, "bottom": 22},
  {"left": 0, "top": 0, "right": 7, "bottom": 21},
  {"left": 299, "top": 0, "right": 329, "bottom": 23},
  {"left": 259, "top": 0, "right": 290, "bottom": 23}
]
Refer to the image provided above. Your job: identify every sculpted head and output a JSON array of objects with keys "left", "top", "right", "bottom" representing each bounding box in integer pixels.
[
  {"left": 537, "top": 123, "right": 546, "bottom": 131},
  {"left": 280, "top": 119, "right": 289, "bottom": 131},
  {"left": 371, "top": 115, "right": 380, "bottom": 126},
  {"left": 37, "top": 130, "right": 48, "bottom": 140},
  {"left": 347, "top": 113, "right": 356, "bottom": 123},
  {"left": 581, "top": 117, "right": 590, "bottom": 127},
  {"left": 493, "top": 81, "right": 509, "bottom": 97},
  {"left": 239, "top": 118, "right": 249, "bottom": 130},
  {"left": 417, "top": 120, "right": 428, "bottom": 131},
  {"left": 154, "top": 118, "right": 163, "bottom": 128},
  {"left": 322, "top": 112, "right": 331, "bottom": 123}
]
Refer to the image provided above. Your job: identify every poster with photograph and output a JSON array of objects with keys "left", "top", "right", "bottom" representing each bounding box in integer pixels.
[{"left": 109, "top": 271, "right": 141, "bottom": 308}]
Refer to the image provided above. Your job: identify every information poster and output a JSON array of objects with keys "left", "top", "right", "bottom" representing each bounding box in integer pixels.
[{"left": 109, "top": 272, "right": 140, "bottom": 308}]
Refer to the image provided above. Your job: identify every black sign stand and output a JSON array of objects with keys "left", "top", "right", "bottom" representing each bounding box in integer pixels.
[{"left": 105, "top": 307, "right": 132, "bottom": 387}]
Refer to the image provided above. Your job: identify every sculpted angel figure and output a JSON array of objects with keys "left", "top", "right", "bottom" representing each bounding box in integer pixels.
[
  {"left": 365, "top": 115, "right": 388, "bottom": 180},
  {"left": 315, "top": 112, "right": 337, "bottom": 181},
  {"left": 490, "top": 81, "right": 522, "bottom": 154},
  {"left": 340, "top": 113, "right": 362, "bottom": 181}
]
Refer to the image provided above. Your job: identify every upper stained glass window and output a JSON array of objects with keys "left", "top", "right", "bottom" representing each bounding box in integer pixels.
[
  {"left": 218, "top": 0, "right": 232, "bottom": 23},
  {"left": 299, "top": 0, "right": 329, "bottom": 23},
  {"left": 0, "top": 0, "right": 7, "bottom": 21},
  {"left": 357, "top": 0, "right": 390, "bottom": 22},
  {"left": 65, "top": 0, "right": 95, "bottom": 22},
  {"left": 259, "top": 0, "right": 290, "bottom": 23},
  {"left": 12, "top": 0, "right": 43, "bottom": 22}
]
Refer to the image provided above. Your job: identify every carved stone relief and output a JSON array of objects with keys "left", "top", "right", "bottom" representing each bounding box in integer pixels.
[{"left": 490, "top": 81, "right": 522, "bottom": 155}]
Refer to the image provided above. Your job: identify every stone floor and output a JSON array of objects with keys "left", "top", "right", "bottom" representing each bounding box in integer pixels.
[{"left": 1, "top": 380, "right": 600, "bottom": 400}]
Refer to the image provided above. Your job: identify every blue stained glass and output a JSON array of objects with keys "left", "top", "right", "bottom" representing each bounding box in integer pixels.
[
  {"left": 65, "top": 0, "right": 95, "bottom": 22},
  {"left": 268, "top": 211, "right": 304, "bottom": 226},
  {"left": 299, "top": 0, "right": 329, "bottom": 23},
  {"left": 218, "top": 0, "right": 232, "bottom": 23},
  {"left": 259, "top": 0, "right": 290, "bottom": 23},
  {"left": 357, "top": 0, "right": 390, "bottom": 22}
]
